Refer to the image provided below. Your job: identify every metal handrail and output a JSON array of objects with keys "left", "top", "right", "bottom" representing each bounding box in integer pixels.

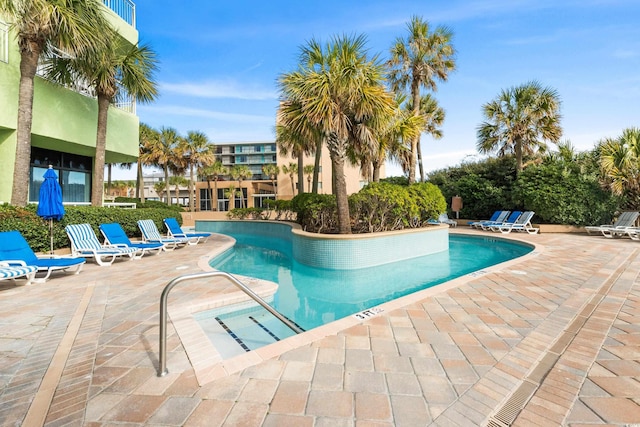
[{"left": 158, "top": 270, "right": 304, "bottom": 377}]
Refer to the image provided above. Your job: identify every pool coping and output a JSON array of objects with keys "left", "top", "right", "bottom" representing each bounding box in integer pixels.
[{"left": 176, "top": 228, "right": 542, "bottom": 385}]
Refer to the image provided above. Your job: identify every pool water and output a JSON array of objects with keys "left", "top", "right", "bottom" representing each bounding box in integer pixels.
[{"left": 195, "top": 232, "right": 531, "bottom": 357}]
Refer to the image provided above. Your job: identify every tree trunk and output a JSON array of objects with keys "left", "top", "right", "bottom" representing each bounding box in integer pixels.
[
  {"left": 515, "top": 139, "right": 523, "bottom": 173},
  {"left": 107, "top": 164, "right": 112, "bottom": 194},
  {"left": 417, "top": 140, "right": 425, "bottom": 182},
  {"left": 408, "top": 79, "right": 421, "bottom": 184},
  {"left": 91, "top": 94, "right": 111, "bottom": 206},
  {"left": 214, "top": 177, "right": 219, "bottom": 211},
  {"left": 164, "top": 166, "right": 171, "bottom": 205},
  {"left": 313, "top": 138, "right": 322, "bottom": 193},
  {"left": 136, "top": 161, "right": 146, "bottom": 202},
  {"left": 331, "top": 156, "right": 351, "bottom": 234},
  {"left": 189, "top": 163, "right": 195, "bottom": 211},
  {"left": 297, "top": 154, "right": 305, "bottom": 194},
  {"left": 11, "top": 42, "right": 41, "bottom": 206}
]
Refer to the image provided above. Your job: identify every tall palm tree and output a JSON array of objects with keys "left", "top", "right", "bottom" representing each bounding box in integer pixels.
[
  {"left": 279, "top": 34, "right": 395, "bottom": 233},
  {"left": 229, "top": 165, "right": 252, "bottom": 208},
  {"left": 477, "top": 81, "right": 563, "bottom": 173},
  {"left": 200, "top": 161, "right": 227, "bottom": 211},
  {"left": 43, "top": 28, "right": 158, "bottom": 206},
  {"left": 303, "top": 165, "right": 315, "bottom": 192},
  {"left": 388, "top": 15, "right": 456, "bottom": 183},
  {"left": 1, "top": 0, "right": 108, "bottom": 206},
  {"left": 137, "top": 123, "right": 160, "bottom": 202},
  {"left": 281, "top": 162, "right": 298, "bottom": 196},
  {"left": 276, "top": 103, "right": 321, "bottom": 194},
  {"left": 153, "top": 127, "right": 180, "bottom": 205},
  {"left": 181, "top": 131, "right": 215, "bottom": 211},
  {"left": 599, "top": 128, "right": 640, "bottom": 208},
  {"left": 262, "top": 164, "right": 280, "bottom": 198}
]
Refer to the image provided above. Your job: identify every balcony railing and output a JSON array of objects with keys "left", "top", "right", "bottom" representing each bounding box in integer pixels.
[
  {"left": 0, "top": 20, "right": 8, "bottom": 63},
  {"left": 103, "top": 0, "right": 136, "bottom": 27}
]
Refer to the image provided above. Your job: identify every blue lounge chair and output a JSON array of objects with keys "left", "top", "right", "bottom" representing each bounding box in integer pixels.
[
  {"left": 65, "top": 223, "right": 138, "bottom": 266},
  {"left": 493, "top": 211, "right": 539, "bottom": 234},
  {"left": 482, "top": 211, "right": 522, "bottom": 231},
  {"left": 137, "top": 219, "right": 189, "bottom": 250},
  {"left": 99, "top": 223, "right": 164, "bottom": 258},
  {"left": 0, "top": 230, "right": 84, "bottom": 281},
  {"left": 163, "top": 217, "right": 211, "bottom": 244},
  {"left": 468, "top": 211, "right": 505, "bottom": 229},
  {"left": 0, "top": 261, "right": 38, "bottom": 285}
]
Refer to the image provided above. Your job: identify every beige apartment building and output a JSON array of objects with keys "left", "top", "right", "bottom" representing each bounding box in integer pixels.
[{"left": 185, "top": 141, "right": 378, "bottom": 213}]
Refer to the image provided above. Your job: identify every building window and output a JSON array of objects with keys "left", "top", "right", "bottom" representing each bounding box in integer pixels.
[
  {"left": 199, "top": 188, "right": 211, "bottom": 211},
  {"left": 29, "top": 147, "right": 92, "bottom": 203}
]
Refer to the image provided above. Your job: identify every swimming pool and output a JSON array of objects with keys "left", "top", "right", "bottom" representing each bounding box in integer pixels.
[{"left": 194, "top": 227, "right": 532, "bottom": 358}]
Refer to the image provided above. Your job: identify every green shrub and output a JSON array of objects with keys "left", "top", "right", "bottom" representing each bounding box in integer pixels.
[
  {"left": 228, "top": 208, "right": 267, "bottom": 220},
  {"left": 264, "top": 199, "right": 293, "bottom": 220},
  {"left": 512, "top": 162, "right": 618, "bottom": 226},
  {"left": 290, "top": 193, "right": 338, "bottom": 233},
  {"left": 0, "top": 204, "right": 181, "bottom": 252}
]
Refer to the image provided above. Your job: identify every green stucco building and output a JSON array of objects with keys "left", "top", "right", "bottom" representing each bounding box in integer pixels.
[{"left": 0, "top": 1, "right": 140, "bottom": 203}]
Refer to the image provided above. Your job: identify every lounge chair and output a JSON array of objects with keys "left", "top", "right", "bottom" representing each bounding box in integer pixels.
[
  {"left": 65, "top": 223, "right": 138, "bottom": 266},
  {"left": 163, "top": 217, "right": 211, "bottom": 244},
  {"left": 0, "top": 261, "right": 38, "bottom": 285},
  {"left": 428, "top": 213, "right": 458, "bottom": 228},
  {"left": 99, "top": 223, "right": 164, "bottom": 258},
  {"left": 492, "top": 211, "right": 539, "bottom": 234},
  {"left": 0, "top": 230, "right": 85, "bottom": 281},
  {"left": 481, "top": 211, "right": 522, "bottom": 231},
  {"left": 137, "top": 219, "right": 189, "bottom": 250},
  {"left": 469, "top": 211, "right": 509, "bottom": 229},
  {"left": 599, "top": 212, "right": 640, "bottom": 238},
  {"left": 584, "top": 211, "right": 639, "bottom": 236}
]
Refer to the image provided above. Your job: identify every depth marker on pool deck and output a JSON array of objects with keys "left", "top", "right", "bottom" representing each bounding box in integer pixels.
[{"left": 353, "top": 307, "right": 384, "bottom": 320}]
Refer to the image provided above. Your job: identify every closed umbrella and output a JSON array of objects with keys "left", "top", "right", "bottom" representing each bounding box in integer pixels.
[{"left": 36, "top": 166, "right": 65, "bottom": 254}]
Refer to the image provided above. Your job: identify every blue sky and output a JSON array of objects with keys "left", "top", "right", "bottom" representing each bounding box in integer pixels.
[{"left": 122, "top": 0, "right": 639, "bottom": 179}]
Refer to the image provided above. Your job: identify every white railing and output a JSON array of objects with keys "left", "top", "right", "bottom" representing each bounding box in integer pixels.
[
  {"left": 0, "top": 20, "right": 8, "bottom": 64},
  {"left": 103, "top": 0, "right": 136, "bottom": 27}
]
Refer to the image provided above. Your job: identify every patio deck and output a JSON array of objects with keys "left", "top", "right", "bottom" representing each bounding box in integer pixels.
[{"left": 0, "top": 228, "right": 638, "bottom": 426}]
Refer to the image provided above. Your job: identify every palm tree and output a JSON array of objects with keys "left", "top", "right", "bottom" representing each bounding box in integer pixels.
[
  {"left": 181, "top": 131, "right": 215, "bottom": 211},
  {"left": 200, "top": 161, "right": 228, "bottom": 211},
  {"left": 262, "top": 164, "right": 280, "bottom": 198},
  {"left": 43, "top": 28, "right": 158, "bottom": 206},
  {"left": 303, "top": 165, "right": 315, "bottom": 192},
  {"left": 281, "top": 162, "right": 298, "bottom": 196},
  {"left": 137, "top": 123, "right": 160, "bottom": 203},
  {"left": 599, "top": 128, "right": 640, "bottom": 208},
  {"left": 371, "top": 94, "right": 424, "bottom": 182},
  {"left": 169, "top": 175, "right": 188, "bottom": 206},
  {"left": 225, "top": 184, "right": 236, "bottom": 210},
  {"left": 1, "top": 0, "right": 108, "bottom": 206},
  {"left": 278, "top": 34, "right": 395, "bottom": 233},
  {"left": 153, "top": 181, "right": 167, "bottom": 203},
  {"left": 276, "top": 104, "right": 319, "bottom": 194},
  {"left": 388, "top": 15, "right": 456, "bottom": 183},
  {"left": 477, "top": 81, "right": 563, "bottom": 173},
  {"left": 153, "top": 127, "right": 181, "bottom": 205},
  {"left": 229, "top": 165, "right": 252, "bottom": 208}
]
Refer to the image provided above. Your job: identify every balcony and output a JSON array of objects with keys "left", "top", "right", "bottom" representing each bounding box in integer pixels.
[{"left": 103, "top": 0, "right": 136, "bottom": 27}]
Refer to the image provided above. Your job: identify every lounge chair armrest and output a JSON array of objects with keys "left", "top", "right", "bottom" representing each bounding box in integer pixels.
[{"left": 0, "top": 260, "right": 28, "bottom": 267}]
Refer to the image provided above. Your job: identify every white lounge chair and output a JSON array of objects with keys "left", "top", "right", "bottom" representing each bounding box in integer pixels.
[
  {"left": 65, "top": 224, "right": 138, "bottom": 266},
  {"left": 585, "top": 211, "right": 639, "bottom": 236},
  {"left": 0, "top": 261, "right": 38, "bottom": 286},
  {"left": 137, "top": 219, "right": 189, "bottom": 250},
  {"left": 493, "top": 211, "right": 539, "bottom": 234}
]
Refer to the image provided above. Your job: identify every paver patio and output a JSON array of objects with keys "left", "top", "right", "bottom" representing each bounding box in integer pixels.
[{"left": 0, "top": 228, "right": 638, "bottom": 426}]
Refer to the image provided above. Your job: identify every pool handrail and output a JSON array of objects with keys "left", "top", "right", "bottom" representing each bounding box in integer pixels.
[{"left": 158, "top": 270, "right": 304, "bottom": 377}]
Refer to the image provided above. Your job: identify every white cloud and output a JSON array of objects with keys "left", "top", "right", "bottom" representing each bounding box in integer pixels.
[
  {"left": 160, "top": 80, "right": 278, "bottom": 100},
  {"left": 139, "top": 104, "right": 274, "bottom": 124}
]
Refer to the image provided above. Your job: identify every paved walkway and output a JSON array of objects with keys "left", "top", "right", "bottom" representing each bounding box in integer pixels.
[{"left": 0, "top": 228, "right": 638, "bottom": 426}]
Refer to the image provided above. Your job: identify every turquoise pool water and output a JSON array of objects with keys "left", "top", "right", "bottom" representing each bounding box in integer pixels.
[{"left": 198, "top": 232, "right": 532, "bottom": 348}]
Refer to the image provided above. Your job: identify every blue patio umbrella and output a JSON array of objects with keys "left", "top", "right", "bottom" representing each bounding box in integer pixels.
[{"left": 36, "top": 166, "right": 65, "bottom": 253}]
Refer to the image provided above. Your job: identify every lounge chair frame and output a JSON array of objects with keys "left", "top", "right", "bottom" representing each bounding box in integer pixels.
[{"left": 65, "top": 224, "right": 138, "bottom": 266}]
